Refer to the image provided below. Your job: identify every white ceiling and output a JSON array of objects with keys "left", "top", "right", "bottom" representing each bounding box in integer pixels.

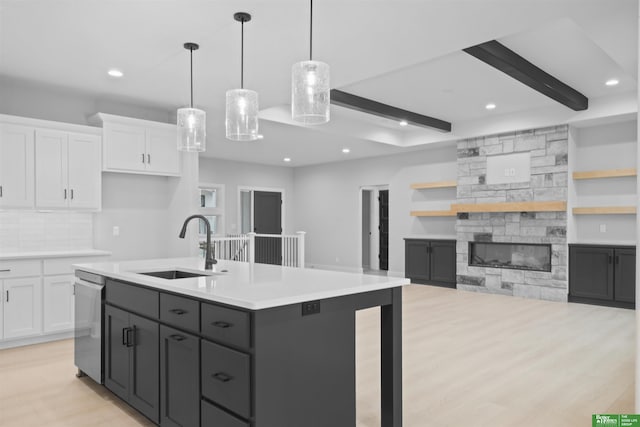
[{"left": 0, "top": 0, "right": 637, "bottom": 166}]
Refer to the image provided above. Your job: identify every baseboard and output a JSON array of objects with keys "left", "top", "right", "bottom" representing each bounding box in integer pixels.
[
  {"left": 305, "top": 263, "right": 364, "bottom": 274},
  {"left": 0, "top": 330, "right": 74, "bottom": 350}
]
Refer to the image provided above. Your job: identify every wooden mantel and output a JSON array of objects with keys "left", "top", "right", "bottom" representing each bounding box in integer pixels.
[{"left": 451, "top": 201, "right": 567, "bottom": 213}]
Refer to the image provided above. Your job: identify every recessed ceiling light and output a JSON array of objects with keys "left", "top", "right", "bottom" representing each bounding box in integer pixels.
[
  {"left": 399, "top": 120, "right": 408, "bottom": 127},
  {"left": 605, "top": 78, "right": 619, "bottom": 87},
  {"left": 342, "top": 148, "right": 350, "bottom": 154},
  {"left": 283, "top": 157, "right": 291, "bottom": 162},
  {"left": 257, "top": 134, "right": 264, "bottom": 139},
  {"left": 485, "top": 103, "right": 497, "bottom": 110},
  {"left": 107, "top": 69, "right": 124, "bottom": 78}
]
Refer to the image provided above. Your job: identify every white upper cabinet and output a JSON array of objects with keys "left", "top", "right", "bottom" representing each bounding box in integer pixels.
[
  {"left": 96, "top": 113, "right": 181, "bottom": 176},
  {"left": 35, "top": 129, "right": 101, "bottom": 210},
  {"left": 0, "top": 124, "right": 35, "bottom": 209}
]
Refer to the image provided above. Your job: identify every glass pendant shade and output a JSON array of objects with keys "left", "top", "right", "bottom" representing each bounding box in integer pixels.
[
  {"left": 177, "top": 107, "right": 206, "bottom": 152},
  {"left": 292, "top": 60, "right": 330, "bottom": 124},
  {"left": 226, "top": 88, "right": 259, "bottom": 141}
]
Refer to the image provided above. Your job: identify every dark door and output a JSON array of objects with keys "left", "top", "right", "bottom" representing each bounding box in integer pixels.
[
  {"left": 160, "top": 325, "right": 200, "bottom": 427},
  {"left": 104, "top": 305, "right": 130, "bottom": 402},
  {"left": 129, "top": 313, "right": 160, "bottom": 424},
  {"left": 405, "top": 240, "right": 430, "bottom": 283},
  {"left": 378, "top": 190, "right": 389, "bottom": 271},
  {"left": 569, "top": 246, "right": 614, "bottom": 300},
  {"left": 254, "top": 191, "right": 282, "bottom": 265},
  {"left": 430, "top": 240, "right": 456, "bottom": 286},
  {"left": 614, "top": 248, "right": 636, "bottom": 303}
]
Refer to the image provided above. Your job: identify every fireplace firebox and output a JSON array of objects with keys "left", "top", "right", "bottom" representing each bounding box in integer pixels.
[{"left": 469, "top": 242, "right": 551, "bottom": 272}]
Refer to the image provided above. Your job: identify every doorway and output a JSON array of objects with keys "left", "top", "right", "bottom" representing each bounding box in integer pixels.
[
  {"left": 360, "top": 186, "right": 389, "bottom": 274},
  {"left": 239, "top": 188, "right": 284, "bottom": 265}
]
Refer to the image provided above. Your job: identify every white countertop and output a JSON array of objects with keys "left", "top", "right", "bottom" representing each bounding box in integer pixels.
[
  {"left": 0, "top": 249, "right": 112, "bottom": 260},
  {"left": 74, "top": 257, "right": 408, "bottom": 310}
]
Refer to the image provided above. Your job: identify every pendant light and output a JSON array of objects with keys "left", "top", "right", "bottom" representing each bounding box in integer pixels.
[
  {"left": 226, "top": 12, "right": 259, "bottom": 141},
  {"left": 292, "top": 0, "right": 330, "bottom": 124},
  {"left": 177, "top": 43, "right": 206, "bottom": 152}
]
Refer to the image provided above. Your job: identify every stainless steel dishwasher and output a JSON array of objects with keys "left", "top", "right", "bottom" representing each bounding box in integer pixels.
[{"left": 74, "top": 270, "right": 105, "bottom": 384}]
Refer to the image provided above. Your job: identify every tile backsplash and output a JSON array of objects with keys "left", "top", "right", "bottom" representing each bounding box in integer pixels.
[{"left": 0, "top": 212, "right": 93, "bottom": 252}]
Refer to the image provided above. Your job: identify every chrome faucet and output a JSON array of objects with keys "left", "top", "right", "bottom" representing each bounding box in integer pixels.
[{"left": 179, "top": 214, "right": 217, "bottom": 269}]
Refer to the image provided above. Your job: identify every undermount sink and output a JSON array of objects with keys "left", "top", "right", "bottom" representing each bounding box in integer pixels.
[{"left": 138, "top": 270, "right": 214, "bottom": 280}]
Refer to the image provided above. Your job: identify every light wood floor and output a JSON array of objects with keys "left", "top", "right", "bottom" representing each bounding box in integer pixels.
[{"left": 0, "top": 285, "right": 634, "bottom": 427}]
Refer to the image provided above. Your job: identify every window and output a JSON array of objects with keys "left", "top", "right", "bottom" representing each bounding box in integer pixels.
[{"left": 198, "top": 183, "right": 225, "bottom": 237}]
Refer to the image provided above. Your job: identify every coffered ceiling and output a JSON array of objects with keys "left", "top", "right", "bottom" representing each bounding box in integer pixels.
[{"left": 0, "top": 0, "right": 637, "bottom": 166}]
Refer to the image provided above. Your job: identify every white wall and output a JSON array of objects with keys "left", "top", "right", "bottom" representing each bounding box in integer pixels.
[
  {"left": 292, "top": 144, "right": 457, "bottom": 275},
  {"left": 199, "top": 157, "right": 295, "bottom": 234},
  {"left": 569, "top": 120, "right": 637, "bottom": 244}
]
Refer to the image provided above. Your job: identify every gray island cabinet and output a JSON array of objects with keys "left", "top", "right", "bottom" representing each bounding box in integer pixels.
[{"left": 75, "top": 257, "right": 407, "bottom": 427}]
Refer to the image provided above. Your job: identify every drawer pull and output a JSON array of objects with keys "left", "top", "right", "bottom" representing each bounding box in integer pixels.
[
  {"left": 0, "top": 269, "right": 10, "bottom": 272},
  {"left": 170, "top": 334, "right": 186, "bottom": 341},
  {"left": 169, "top": 308, "right": 187, "bottom": 315},
  {"left": 212, "top": 372, "right": 233, "bottom": 383},
  {"left": 212, "top": 321, "right": 233, "bottom": 329}
]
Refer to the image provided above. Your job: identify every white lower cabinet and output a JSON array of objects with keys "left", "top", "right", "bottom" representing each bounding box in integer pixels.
[
  {"left": 3, "top": 277, "right": 42, "bottom": 339},
  {"left": 43, "top": 275, "right": 75, "bottom": 333}
]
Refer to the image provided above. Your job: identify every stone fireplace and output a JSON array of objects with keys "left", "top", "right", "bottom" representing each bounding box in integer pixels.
[{"left": 455, "top": 126, "right": 568, "bottom": 301}]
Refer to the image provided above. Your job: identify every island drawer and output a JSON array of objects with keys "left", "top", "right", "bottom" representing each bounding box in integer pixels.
[
  {"left": 201, "top": 340, "right": 251, "bottom": 419},
  {"left": 201, "top": 399, "right": 249, "bottom": 427},
  {"left": 106, "top": 279, "right": 159, "bottom": 318},
  {"left": 201, "top": 304, "right": 250, "bottom": 349},
  {"left": 160, "top": 293, "right": 199, "bottom": 332}
]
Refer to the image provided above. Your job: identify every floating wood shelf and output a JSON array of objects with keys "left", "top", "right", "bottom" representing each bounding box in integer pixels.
[
  {"left": 410, "top": 180, "right": 457, "bottom": 189},
  {"left": 451, "top": 201, "right": 567, "bottom": 213},
  {"left": 572, "top": 206, "right": 636, "bottom": 215},
  {"left": 572, "top": 168, "right": 637, "bottom": 180},
  {"left": 410, "top": 210, "right": 457, "bottom": 217}
]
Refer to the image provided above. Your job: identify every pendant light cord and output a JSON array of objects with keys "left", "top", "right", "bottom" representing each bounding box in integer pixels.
[
  {"left": 241, "top": 19, "right": 245, "bottom": 89},
  {"left": 309, "top": 0, "right": 313, "bottom": 61},
  {"left": 189, "top": 47, "right": 194, "bottom": 108}
]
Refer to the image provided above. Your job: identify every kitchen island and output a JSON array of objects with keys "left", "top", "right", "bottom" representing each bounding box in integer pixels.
[{"left": 74, "top": 257, "right": 407, "bottom": 427}]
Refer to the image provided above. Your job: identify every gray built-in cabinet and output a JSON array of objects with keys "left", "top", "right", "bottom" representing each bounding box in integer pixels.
[
  {"left": 404, "top": 239, "right": 456, "bottom": 288},
  {"left": 569, "top": 244, "right": 635, "bottom": 309}
]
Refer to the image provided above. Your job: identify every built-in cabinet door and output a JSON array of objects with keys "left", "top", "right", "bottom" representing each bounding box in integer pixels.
[
  {"left": 67, "top": 133, "right": 101, "bottom": 210},
  {"left": 569, "top": 246, "right": 614, "bottom": 300},
  {"left": 160, "top": 325, "right": 200, "bottom": 427},
  {"left": 103, "top": 123, "right": 146, "bottom": 172},
  {"left": 614, "top": 248, "right": 636, "bottom": 303},
  {"left": 128, "top": 313, "right": 160, "bottom": 424},
  {"left": 104, "top": 304, "right": 131, "bottom": 402},
  {"left": 35, "top": 129, "right": 69, "bottom": 208},
  {"left": 146, "top": 127, "right": 179, "bottom": 175},
  {"left": 405, "top": 240, "right": 430, "bottom": 282},
  {"left": 43, "top": 275, "right": 74, "bottom": 333},
  {"left": 430, "top": 240, "right": 457, "bottom": 285},
  {"left": 3, "top": 277, "right": 42, "bottom": 339},
  {"left": 0, "top": 124, "right": 35, "bottom": 208}
]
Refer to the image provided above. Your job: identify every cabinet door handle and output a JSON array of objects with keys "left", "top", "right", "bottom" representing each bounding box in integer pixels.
[
  {"left": 212, "top": 372, "right": 233, "bottom": 383},
  {"left": 126, "top": 326, "right": 136, "bottom": 347},
  {"left": 616, "top": 255, "right": 620, "bottom": 265},
  {"left": 70, "top": 189, "right": 74, "bottom": 200},
  {"left": 212, "top": 321, "right": 232, "bottom": 329},
  {"left": 0, "top": 185, "right": 3, "bottom": 197},
  {"left": 5, "top": 290, "right": 8, "bottom": 303},
  {"left": 64, "top": 189, "right": 67, "bottom": 199},
  {"left": 147, "top": 154, "right": 151, "bottom": 164},
  {"left": 142, "top": 153, "right": 145, "bottom": 164},
  {"left": 122, "top": 327, "right": 128, "bottom": 346},
  {"left": 609, "top": 255, "right": 613, "bottom": 264},
  {"left": 170, "top": 334, "right": 186, "bottom": 342},
  {"left": 169, "top": 308, "right": 187, "bottom": 315}
]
